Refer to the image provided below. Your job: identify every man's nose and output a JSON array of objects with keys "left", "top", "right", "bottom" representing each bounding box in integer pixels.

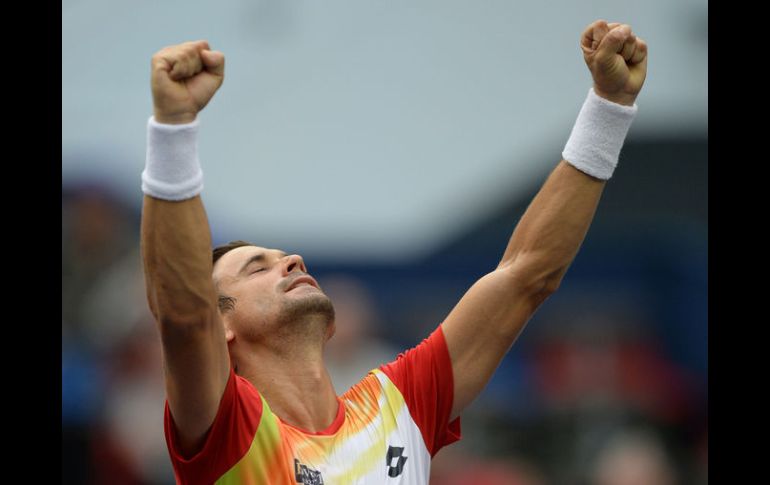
[{"left": 282, "top": 254, "right": 307, "bottom": 275}]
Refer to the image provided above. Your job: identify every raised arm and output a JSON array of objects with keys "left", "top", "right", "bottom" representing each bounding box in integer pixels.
[
  {"left": 441, "top": 20, "right": 648, "bottom": 419},
  {"left": 140, "top": 41, "right": 230, "bottom": 455}
]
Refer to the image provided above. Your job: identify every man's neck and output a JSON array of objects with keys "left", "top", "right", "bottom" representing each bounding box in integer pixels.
[{"left": 235, "top": 340, "right": 339, "bottom": 433}]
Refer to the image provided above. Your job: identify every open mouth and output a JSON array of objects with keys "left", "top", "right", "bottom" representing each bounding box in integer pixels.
[{"left": 286, "top": 275, "right": 319, "bottom": 292}]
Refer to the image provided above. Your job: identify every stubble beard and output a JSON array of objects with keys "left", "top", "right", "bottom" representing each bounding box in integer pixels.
[{"left": 276, "top": 292, "right": 336, "bottom": 334}]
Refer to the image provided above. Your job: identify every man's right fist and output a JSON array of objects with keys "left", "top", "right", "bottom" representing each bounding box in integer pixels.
[
  {"left": 579, "top": 20, "right": 647, "bottom": 107},
  {"left": 151, "top": 40, "right": 225, "bottom": 124}
]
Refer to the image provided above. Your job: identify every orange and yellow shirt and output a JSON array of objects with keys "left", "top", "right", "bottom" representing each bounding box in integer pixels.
[{"left": 164, "top": 325, "right": 461, "bottom": 484}]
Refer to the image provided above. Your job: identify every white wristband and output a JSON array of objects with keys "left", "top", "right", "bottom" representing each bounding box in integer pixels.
[
  {"left": 141, "top": 116, "right": 203, "bottom": 200},
  {"left": 562, "top": 88, "right": 637, "bottom": 180}
]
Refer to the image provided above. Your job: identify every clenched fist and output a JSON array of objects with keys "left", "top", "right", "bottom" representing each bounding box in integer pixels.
[
  {"left": 580, "top": 20, "right": 647, "bottom": 106},
  {"left": 151, "top": 40, "right": 225, "bottom": 124}
]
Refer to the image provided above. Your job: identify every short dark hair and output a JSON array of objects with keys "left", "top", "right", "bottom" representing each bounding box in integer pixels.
[
  {"left": 213, "top": 240, "right": 255, "bottom": 266},
  {"left": 212, "top": 240, "right": 254, "bottom": 313}
]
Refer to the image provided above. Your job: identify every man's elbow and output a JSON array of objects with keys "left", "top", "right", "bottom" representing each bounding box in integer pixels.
[
  {"left": 146, "top": 288, "right": 219, "bottom": 331},
  {"left": 480, "top": 265, "right": 561, "bottom": 341},
  {"left": 540, "top": 273, "right": 563, "bottom": 297},
  {"left": 156, "top": 308, "right": 214, "bottom": 328},
  {"left": 500, "top": 257, "right": 564, "bottom": 303},
  {"left": 523, "top": 275, "right": 560, "bottom": 310}
]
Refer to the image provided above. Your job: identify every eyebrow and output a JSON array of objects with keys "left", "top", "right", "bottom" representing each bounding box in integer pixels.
[{"left": 238, "top": 251, "right": 289, "bottom": 275}]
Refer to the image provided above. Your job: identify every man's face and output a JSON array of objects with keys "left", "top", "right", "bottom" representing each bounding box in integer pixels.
[{"left": 212, "top": 245, "right": 335, "bottom": 341}]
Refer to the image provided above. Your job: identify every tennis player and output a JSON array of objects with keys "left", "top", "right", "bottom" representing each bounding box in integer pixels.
[{"left": 141, "top": 19, "right": 647, "bottom": 484}]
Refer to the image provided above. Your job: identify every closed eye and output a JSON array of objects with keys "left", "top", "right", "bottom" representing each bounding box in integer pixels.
[{"left": 250, "top": 268, "right": 266, "bottom": 274}]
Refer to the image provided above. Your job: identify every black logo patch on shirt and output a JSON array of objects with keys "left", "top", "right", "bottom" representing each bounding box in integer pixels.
[
  {"left": 386, "top": 446, "right": 408, "bottom": 478},
  {"left": 294, "top": 458, "right": 324, "bottom": 484}
]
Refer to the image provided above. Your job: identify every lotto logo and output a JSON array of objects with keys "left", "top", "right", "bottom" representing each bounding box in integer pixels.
[
  {"left": 386, "top": 446, "right": 408, "bottom": 478},
  {"left": 294, "top": 458, "right": 324, "bottom": 485}
]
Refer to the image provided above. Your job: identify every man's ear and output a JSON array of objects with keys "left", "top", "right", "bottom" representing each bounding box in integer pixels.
[
  {"left": 222, "top": 317, "right": 236, "bottom": 343},
  {"left": 325, "top": 320, "right": 336, "bottom": 342}
]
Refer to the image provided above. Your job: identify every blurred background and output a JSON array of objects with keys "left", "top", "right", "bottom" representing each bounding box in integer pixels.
[{"left": 63, "top": 1, "right": 707, "bottom": 484}]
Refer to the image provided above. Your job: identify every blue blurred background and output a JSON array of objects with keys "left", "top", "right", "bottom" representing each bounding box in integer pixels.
[{"left": 63, "top": 1, "right": 707, "bottom": 484}]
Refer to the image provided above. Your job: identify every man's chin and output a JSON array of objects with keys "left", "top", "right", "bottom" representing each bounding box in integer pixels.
[{"left": 279, "top": 293, "right": 335, "bottom": 325}]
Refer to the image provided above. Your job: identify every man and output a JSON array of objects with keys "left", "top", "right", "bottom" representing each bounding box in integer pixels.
[{"left": 141, "top": 19, "right": 647, "bottom": 484}]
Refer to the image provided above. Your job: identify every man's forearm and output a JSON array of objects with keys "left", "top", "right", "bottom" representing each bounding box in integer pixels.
[
  {"left": 493, "top": 20, "right": 647, "bottom": 290},
  {"left": 497, "top": 160, "right": 605, "bottom": 290},
  {"left": 141, "top": 196, "right": 218, "bottom": 324}
]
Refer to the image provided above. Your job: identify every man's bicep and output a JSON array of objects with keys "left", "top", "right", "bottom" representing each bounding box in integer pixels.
[
  {"left": 159, "top": 311, "right": 232, "bottom": 457},
  {"left": 441, "top": 268, "right": 544, "bottom": 419}
]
